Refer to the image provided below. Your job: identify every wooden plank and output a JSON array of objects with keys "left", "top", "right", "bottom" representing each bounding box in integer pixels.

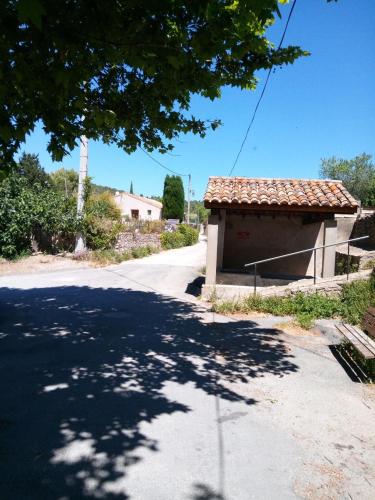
[
  {"left": 352, "top": 325, "right": 375, "bottom": 354},
  {"left": 336, "top": 324, "right": 375, "bottom": 359},
  {"left": 342, "top": 323, "right": 375, "bottom": 358}
]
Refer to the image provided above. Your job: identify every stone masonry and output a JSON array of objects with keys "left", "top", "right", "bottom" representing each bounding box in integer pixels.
[{"left": 115, "top": 232, "right": 161, "bottom": 252}]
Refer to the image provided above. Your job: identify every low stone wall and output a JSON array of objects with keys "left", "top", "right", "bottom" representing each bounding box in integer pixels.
[
  {"left": 202, "top": 269, "right": 373, "bottom": 301},
  {"left": 336, "top": 245, "right": 375, "bottom": 273},
  {"left": 115, "top": 232, "right": 161, "bottom": 251}
]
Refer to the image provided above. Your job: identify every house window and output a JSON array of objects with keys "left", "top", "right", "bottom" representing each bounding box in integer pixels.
[
  {"left": 131, "top": 209, "right": 139, "bottom": 219},
  {"left": 147, "top": 209, "right": 152, "bottom": 216}
]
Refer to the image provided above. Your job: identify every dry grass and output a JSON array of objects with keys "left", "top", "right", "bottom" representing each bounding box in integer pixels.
[{"left": 0, "top": 253, "right": 91, "bottom": 275}]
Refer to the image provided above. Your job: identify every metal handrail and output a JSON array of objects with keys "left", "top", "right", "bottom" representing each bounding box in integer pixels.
[{"left": 244, "top": 235, "right": 369, "bottom": 294}]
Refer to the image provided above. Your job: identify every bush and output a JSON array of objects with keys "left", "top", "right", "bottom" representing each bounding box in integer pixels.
[
  {"left": 89, "top": 245, "right": 159, "bottom": 265},
  {"left": 160, "top": 224, "right": 199, "bottom": 249},
  {"left": 0, "top": 174, "right": 78, "bottom": 258},
  {"left": 160, "top": 231, "right": 185, "bottom": 249},
  {"left": 84, "top": 192, "right": 122, "bottom": 250},
  {"left": 84, "top": 216, "right": 122, "bottom": 250},
  {"left": 341, "top": 278, "right": 375, "bottom": 325},
  {"left": 140, "top": 220, "right": 166, "bottom": 234},
  {"left": 131, "top": 245, "right": 156, "bottom": 258},
  {"left": 178, "top": 224, "right": 199, "bottom": 245},
  {"left": 212, "top": 277, "right": 375, "bottom": 329}
]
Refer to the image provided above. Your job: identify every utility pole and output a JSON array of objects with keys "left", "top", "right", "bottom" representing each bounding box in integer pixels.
[
  {"left": 187, "top": 173, "right": 191, "bottom": 225},
  {"left": 75, "top": 135, "right": 88, "bottom": 253}
]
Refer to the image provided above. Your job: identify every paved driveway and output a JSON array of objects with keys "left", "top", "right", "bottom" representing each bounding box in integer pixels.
[{"left": 0, "top": 241, "right": 374, "bottom": 499}]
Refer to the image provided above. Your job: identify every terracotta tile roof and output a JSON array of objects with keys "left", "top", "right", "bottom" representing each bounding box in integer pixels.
[{"left": 204, "top": 177, "right": 358, "bottom": 213}]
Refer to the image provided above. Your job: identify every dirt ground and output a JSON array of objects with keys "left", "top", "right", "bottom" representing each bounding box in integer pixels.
[{"left": 0, "top": 254, "right": 92, "bottom": 276}]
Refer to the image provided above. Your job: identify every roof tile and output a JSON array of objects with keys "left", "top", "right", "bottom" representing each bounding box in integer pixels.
[{"left": 204, "top": 177, "right": 358, "bottom": 212}]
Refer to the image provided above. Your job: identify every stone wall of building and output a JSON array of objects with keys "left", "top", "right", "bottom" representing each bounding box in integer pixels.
[
  {"left": 115, "top": 232, "right": 161, "bottom": 251},
  {"left": 222, "top": 212, "right": 325, "bottom": 276},
  {"left": 351, "top": 212, "right": 375, "bottom": 246}
]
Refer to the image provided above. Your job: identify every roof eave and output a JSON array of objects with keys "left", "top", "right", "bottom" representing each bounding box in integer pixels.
[{"left": 204, "top": 201, "right": 358, "bottom": 215}]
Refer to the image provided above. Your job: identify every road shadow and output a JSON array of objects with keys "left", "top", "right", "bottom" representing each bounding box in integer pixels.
[{"left": 0, "top": 286, "right": 298, "bottom": 499}]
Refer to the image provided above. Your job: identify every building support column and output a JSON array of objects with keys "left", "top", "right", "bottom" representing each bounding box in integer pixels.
[
  {"left": 217, "top": 209, "right": 226, "bottom": 270},
  {"left": 322, "top": 219, "right": 338, "bottom": 278},
  {"left": 206, "top": 213, "right": 219, "bottom": 285}
]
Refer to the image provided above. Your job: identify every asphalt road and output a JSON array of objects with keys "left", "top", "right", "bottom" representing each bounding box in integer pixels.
[{"left": 0, "top": 240, "right": 374, "bottom": 499}]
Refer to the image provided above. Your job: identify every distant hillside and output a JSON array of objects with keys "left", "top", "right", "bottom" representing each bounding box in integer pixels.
[{"left": 92, "top": 183, "right": 118, "bottom": 195}]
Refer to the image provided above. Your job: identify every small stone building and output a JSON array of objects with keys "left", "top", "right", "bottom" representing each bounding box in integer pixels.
[{"left": 203, "top": 177, "right": 358, "bottom": 297}]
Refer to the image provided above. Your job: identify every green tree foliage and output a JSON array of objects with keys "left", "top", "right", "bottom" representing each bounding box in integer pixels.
[
  {"left": 162, "top": 175, "right": 185, "bottom": 221},
  {"left": 320, "top": 154, "right": 375, "bottom": 205},
  {"left": 0, "top": 1, "right": 306, "bottom": 170},
  {"left": 0, "top": 158, "right": 123, "bottom": 257},
  {"left": 50, "top": 167, "right": 118, "bottom": 197},
  {"left": 17, "top": 152, "right": 50, "bottom": 187},
  {"left": 0, "top": 173, "right": 78, "bottom": 258},
  {"left": 130, "top": 181, "right": 134, "bottom": 194},
  {"left": 186, "top": 200, "right": 210, "bottom": 223},
  {"left": 50, "top": 168, "right": 79, "bottom": 197}
]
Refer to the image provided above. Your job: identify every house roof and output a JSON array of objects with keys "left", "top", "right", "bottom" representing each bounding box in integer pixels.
[
  {"left": 204, "top": 177, "right": 358, "bottom": 214},
  {"left": 120, "top": 192, "right": 163, "bottom": 209}
]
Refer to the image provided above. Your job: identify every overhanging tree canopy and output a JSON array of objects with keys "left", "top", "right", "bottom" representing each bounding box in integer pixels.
[{"left": 0, "top": 0, "right": 305, "bottom": 170}]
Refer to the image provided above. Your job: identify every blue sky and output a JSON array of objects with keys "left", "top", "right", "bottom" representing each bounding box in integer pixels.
[{"left": 20, "top": 0, "right": 375, "bottom": 200}]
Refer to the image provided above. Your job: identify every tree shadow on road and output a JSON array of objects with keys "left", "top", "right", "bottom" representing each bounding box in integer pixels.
[{"left": 0, "top": 286, "right": 298, "bottom": 499}]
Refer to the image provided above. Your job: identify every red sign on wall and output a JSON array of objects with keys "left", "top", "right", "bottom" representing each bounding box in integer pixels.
[{"left": 236, "top": 231, "right": 250, "bottom": 240}]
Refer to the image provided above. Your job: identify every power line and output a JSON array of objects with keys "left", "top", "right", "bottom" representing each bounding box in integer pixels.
[
  {"left": 228, "top": 0, "right": 298, "bottom": 176},
  {"left": 140, "top": 146, "right": 189, "bottom": 177},
  {"left": 140, "top": 146, "right": 192, "bottom": 222}
]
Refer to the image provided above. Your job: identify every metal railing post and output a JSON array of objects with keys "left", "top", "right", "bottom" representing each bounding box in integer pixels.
[
  {"left": 313, "top": 249, "right": 316, "bottom": 285},
  {"left": 347, "top": 241, "right": 350, "bottom": 281},
  {"left": 254, "top": 263, "right": 257, "bottom": 295},
  {"left": 243, "top": 235, "right": 369, "bottom": 285}
]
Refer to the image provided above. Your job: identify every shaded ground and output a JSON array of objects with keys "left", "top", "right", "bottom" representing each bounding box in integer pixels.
[{"left": 0, "top": 240, "right": 374, "bottom": 499}]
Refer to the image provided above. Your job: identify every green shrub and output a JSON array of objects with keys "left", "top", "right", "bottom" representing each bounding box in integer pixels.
[
  {"left": 160, "top": 224, "right": 199, "bottom": 249},
  {"left": 89, "top": 245, "right": 158, "bottom": 265},
  {"left": 0, "top": 174, "right": 78, "bottom": 258},
  {"left": 90, "top": 249, "right": 131, "bottom": 265},
  {"left": 84, "top": 192, "right": 122, "bottom": 250},
  {"left": 336, "top": 256, "right": 359, "bottom": 275},
  {"left": 178, "top": 224, "right": 199, "bottom": 245},
  {"left": 160, "top": 231, "right": 185, "bottom": 249},
  {"left": 131, "top": 245, "right": 156, "bottom": 258},
  {"left": 140, "top": 220, "right": 165, "bottom": 234},
  {"left": 212, "top": 278, "right": 375, "bottom": 329},
  {"left": 340, "top": 278, "right": 375, "bottom": 325},
  {"left": 84, "top": 216, "right": 122, "bottom": 250}
]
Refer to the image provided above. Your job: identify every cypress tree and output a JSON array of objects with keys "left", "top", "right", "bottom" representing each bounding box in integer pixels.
[
  {"left": 130, "top": 181, "right": 134, "bottom": 194},
  {"left": 162, "top": 175, "right": 184, "bottom": 221}
]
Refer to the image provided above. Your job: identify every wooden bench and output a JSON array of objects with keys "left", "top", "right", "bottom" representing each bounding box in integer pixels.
[{"left": 336, "top": 308, "right": 375, "bottom": 360}]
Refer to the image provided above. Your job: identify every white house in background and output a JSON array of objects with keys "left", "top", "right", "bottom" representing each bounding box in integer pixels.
[{"left": 114, "top": 191, "right": 163, "bottom": 220}]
